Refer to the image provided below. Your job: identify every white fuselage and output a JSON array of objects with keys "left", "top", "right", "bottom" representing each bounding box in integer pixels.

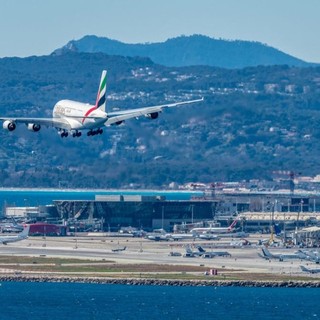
[
  {"left": 53, "top": 100, "right": 107, "bottom": 130},
  {"left": 191, "top": 227, "right": 233, "bottom": 234}
]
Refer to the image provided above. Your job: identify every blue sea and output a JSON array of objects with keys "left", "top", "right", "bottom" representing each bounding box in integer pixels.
[
  {"left": 0, "top": 282, "right": 319, "bottom": 320},
  {"left": 0, "top": 188, "right": 203, "bottom": 212}
]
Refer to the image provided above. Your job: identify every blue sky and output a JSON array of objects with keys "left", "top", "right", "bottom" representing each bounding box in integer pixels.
[{"left": 0, "top": 0, "right": 319, "bottom": 62}]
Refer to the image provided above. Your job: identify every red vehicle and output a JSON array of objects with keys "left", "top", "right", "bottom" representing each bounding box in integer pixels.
[{"left": 29, "top": 223, "right": 67, "bottom": 236}]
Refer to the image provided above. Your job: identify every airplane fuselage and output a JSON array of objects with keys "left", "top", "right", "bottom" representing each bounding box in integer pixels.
[
  {"left": 53, "top": 100, "right": 108, "bottom": 130},
  {"left": 190, "top": 227, "right": 233, "bottom": 234}
]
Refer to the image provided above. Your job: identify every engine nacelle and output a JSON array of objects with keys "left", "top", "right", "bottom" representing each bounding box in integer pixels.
[
  {"left": 27, "top": 123, "right": 41, "bottom": 132},
  {"left": 145, "top": 112, "right": 159, "bottom": 119},
  {"left": 3, "top": 120, "right": 16, "bottom": 131},
  {"left": 112, "top": 120, "right": 124, "bottom": 126}
]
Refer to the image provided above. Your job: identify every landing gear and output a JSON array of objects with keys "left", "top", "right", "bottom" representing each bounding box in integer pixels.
[
  {"left": 59, "top": 130, "right": 82, "bottom": 138},
  {"left": 87, "top": 128, "right": 103, "bottom": 136},
  {"left": 60, "top": 131, "right": 68, "bottom": 138},
  {"left": 72, "top": 131, "right": 82, "bottom": 138}
]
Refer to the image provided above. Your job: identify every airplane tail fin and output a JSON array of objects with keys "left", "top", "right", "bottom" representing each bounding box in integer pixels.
[
  {"left": 197, "top": 246, "right": 206, "bottom": 253},
  {"left": 300, "top": 265, "right": 309, "bottom": 272},
  {"left": 274, "top": 224, "right": 281, "bottom": 235},
  {"left": 228, "top": 219, "right": 238, "bottom": 231},
  {"left": 185, "top": 245, "right": 193, "bottom": 254},
  {"left": 95, "top": 70, "right": 107, "bottom": 112},
  {"left": 20, "top": 225, "right": 30, "bottom": 237},
  {"left": 261, "top": 247, "right": 272, "bottom": 258}
]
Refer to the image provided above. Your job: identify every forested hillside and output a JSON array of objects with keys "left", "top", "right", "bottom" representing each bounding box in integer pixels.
[{"left": 0, "top": 52, "right": 320, "bottom": 188}]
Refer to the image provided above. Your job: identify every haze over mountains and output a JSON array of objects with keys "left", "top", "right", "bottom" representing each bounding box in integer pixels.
[
  {"left": 0, "top": 35, "right": 319, "bottom": 188},
  {"left": 53, "top": 35, "right": 312, "bottom": 69}
]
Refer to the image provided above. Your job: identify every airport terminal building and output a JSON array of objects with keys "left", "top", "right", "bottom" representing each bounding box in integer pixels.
[
  {"left": 5, "top": 191, "right": 320, "bottom": 233},
  {"left": 53, "top": 195, "right": 219, "bottom": 231}
]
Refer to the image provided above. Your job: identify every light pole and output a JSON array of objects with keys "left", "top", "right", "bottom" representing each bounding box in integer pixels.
[
  {"left": 191, "top": 205, "right": 194, "bottom": 224},
  {"left": 161, "top": 206, "right": 164, "bottom": 230}
]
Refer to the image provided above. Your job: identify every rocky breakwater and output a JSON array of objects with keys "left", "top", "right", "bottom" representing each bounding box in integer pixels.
[{"left": 0, "top": 275, "right": 319, "bottom": 288}]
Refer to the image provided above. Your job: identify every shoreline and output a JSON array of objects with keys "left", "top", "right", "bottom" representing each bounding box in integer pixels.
[{"left": 1, "top": 275, "right": 320, "bottom": 288}]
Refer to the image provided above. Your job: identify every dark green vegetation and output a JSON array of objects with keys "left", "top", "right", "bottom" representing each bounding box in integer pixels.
[
  {"left": 0, "top": 52, "right": 320, "bottom": 188},
  {"left": 53, "top": 34, "right": 312, "bottom": 68}
]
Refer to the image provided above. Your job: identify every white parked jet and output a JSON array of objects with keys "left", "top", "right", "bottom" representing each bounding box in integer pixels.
[
  {"left": 0, "top": 225, "right": 30, "bottom": 245},
  {"left": 111, "top": 246, "right": 127, "bottom": 252},
  {"left": 0, "top": 70, "right": 203, "bottom": 138},
  {"left": 259, "top": 246, "right": 309, "bottom": 262},
  {"left": 190, "top": 219, "right": 238, "bottom": 234},
  {"left": 300, "top": 265, "right": 320, "bottom": 274}
]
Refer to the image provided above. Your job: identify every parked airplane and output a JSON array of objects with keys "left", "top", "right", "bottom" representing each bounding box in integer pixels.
[
  {"left": 0, "top": 225, "right": 30, "bottom": 245},
  {"left": 259, "top": 246, "right": 309, "bottom": 262},
  {"left": 299, "top": 250, "right": 320, "bottom": 264},
  {"left": 170, "top": 233, "right": 197, "bottom": 241},
  {"left": 183, "top": 245, "right": 230, "bottom": 258},
  {"left": 168, "top": 251, "right": 182, "bottom": 257},
  {"left": 0, "top": 70, "right": 203, "bottom": 138},
  {"left": 146, "top": 234, "right": 171, "bottom": 241},
  {"left": 198, "top": 234, "right": 220, "bottom": 240},
  {"left": 111, "top": 246, "right": 127, "bottom": 252},
  {"left": 300, "top": 265, "right": 320, "bottom": 274},
  {"left": 183, "top": 245, "right": 203, "bottom": 257},
  {"left": 190, "top": 219, "right": 238, "bottom": 234},
  {"left": 197, "top": 246, "right": 231, "bottom": 258}
]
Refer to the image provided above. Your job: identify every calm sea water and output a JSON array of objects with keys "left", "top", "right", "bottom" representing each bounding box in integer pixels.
[
  {"left": 0, "top": 282, "right": 319, "bottom": 320},
  {"left": 0, "top": 189, "right": 203, "bottom": 212}
]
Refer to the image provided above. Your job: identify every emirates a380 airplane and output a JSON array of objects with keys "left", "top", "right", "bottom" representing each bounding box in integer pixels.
[{"left": 0, "top": 70, "right": 203, "bottom": 138}]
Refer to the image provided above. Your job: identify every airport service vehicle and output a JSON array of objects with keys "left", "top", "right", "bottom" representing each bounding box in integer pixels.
[
  {"left": 0, "top": 70, "right": 203, "bottom": 138},
  {"left": 168, "top": 251, "right": 182, "bottom": 257},
  {"left": 0, "top": 225, "right": 29, "bottom": 245}
]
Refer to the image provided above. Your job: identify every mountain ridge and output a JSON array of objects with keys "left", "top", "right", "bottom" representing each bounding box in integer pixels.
[{"left": 53, "top": 34, "right": 312, "bottom": 69}]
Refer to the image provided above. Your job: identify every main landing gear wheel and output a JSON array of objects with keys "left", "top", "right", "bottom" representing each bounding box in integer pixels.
[
  {"left": 60, "top": 132, "right": 68, "bottom": 138},
  {"left": 87, "top": 128, "right": 103, "bottom": 136},
  {"left": 72, "top": 131, "right": 82, "bottom": 138}
]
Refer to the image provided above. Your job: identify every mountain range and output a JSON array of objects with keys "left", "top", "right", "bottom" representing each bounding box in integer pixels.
[{"left": 53, "top": 34, "right": 312, "bottom": 69}]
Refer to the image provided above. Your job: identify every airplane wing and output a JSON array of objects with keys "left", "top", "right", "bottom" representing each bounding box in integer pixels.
[
  {"left": 0, "top": 98, "right": 203, "bottom": 131},
  {"left": 105, "top": 98, "right": 203, "bottom": 126},
  {"left": 0, "top": 117, "right": 73, "bottom": 130}
]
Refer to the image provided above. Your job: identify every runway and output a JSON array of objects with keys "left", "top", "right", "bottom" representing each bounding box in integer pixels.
[{"left": 0, "top": 234, "right": 317, "bottom": 278}]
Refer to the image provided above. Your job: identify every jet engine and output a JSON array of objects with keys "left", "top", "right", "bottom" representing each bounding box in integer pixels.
[
  {"left": 112, "top": 120, "right": 124, "bottom": 126},
  {"left": 145, "top": 112, "right": 159, "bottom": 119},
  {"left": 27, "top": 123, "right": 41, "bottom": 132},
  {"left": 3, "top": 120, "right": 16, "bottom": 131}
]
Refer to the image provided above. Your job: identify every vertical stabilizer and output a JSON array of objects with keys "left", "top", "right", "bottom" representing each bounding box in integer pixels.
[
  {"left": 261, "top": 247, "right": 273, "bottom": 258},
  {"left": 95, "top": 70, "right": 107, "bottom": 112},
  {"left": 300, "top": 266, "right": 309, "bottom": 272},
  {"left": 228, "top": 219, "right": 238, "bottom": 231},
  {"left": 197, "top": 246, "right": 206, "bottom": 253},
  {"left": 20, "top": 225, "right": 30, "bottom": 238}
]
